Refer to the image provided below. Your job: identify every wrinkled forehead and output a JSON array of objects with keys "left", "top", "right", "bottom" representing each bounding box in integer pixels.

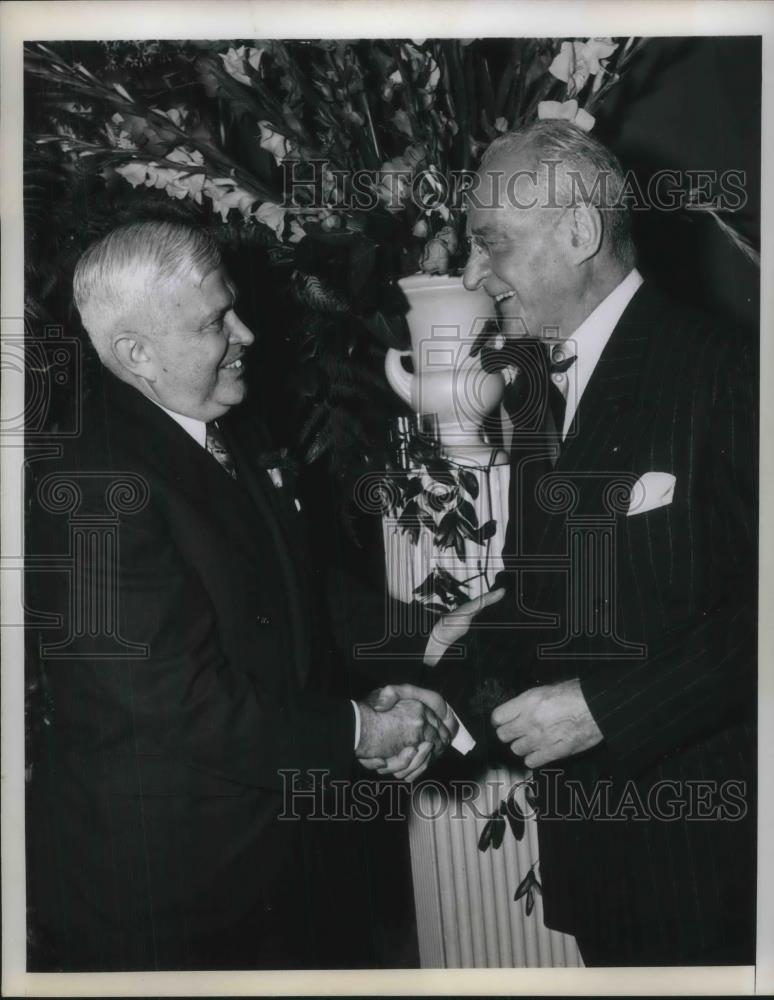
[
  {"left": 466, "top": 150, "right": 546, "bottom": 233},
  {"left": 153, "top": 264, "right": 235, "bottom": 320}
]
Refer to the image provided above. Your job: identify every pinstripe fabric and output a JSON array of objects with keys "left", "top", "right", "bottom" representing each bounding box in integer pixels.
[{"left": 438, "top": 283, "right": 757, "bottom": 963}]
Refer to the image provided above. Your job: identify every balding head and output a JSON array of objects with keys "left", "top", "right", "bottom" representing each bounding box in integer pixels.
[
  {"left": 479, "top": 120, "right": 635, "bottom": 269},
  {"left": 463, "top": 121, "right": 636, "bottom": 339}
]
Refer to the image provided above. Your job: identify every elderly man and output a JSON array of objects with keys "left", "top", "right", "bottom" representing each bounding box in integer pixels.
[
  {"left": 25, "top": 220, "right": 458, "bottom": 971},
  {"left": 418, "top": 121, "right": 756, "bottom": 966}
]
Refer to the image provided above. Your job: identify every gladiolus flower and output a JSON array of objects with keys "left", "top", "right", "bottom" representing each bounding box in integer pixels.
[
  {"left": 420, "top": 237, "right": 450, "bottom": 275},
  {"left": 219, "top": 45, "right": 264, "bottom": 86},
  {"left": 435, "top": 225, "right": 458, "bottom": 254},
  {"left": 115, "top": 162, "right": 148, "bottom": 187},
  {"left": 254, "top": 200, "right": 286, "bottom": 237},
  {"left": 287, "top": 220, "right": 307, "bottom": 243},
  {"left": 537, "top": 99, "right": 595, "bottom": 132},
  {"left": 549, "top": 38, "right": 617, "bottom": 97},
  {"left": 204, "top": 179, "right": 257, "bottom": 221},
  {"left": 392, "top": 110, "right": 414, "bottom": 138},
  {"left": 257, "top": 121, "right": 292, "bottom": 164},
  {"left": 402, "top": 144, "right": 427, "bottom": 170}
]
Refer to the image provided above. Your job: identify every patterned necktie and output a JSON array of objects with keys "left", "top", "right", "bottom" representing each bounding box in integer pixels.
[{"left": 205, "top": 421, "right": 237, "bottom": 479}]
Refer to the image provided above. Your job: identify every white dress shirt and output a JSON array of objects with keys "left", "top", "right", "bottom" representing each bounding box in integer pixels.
[{"left": 549, "top": 268, "right": 643, "bottom": 439}]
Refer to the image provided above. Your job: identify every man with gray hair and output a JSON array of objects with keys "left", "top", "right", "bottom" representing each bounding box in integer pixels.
[
  {"left": 25, "top": 219, "right": 459, "bottom": 970},
  {"left": 420, "top": 120, "right": 756, "bottom": 965}
]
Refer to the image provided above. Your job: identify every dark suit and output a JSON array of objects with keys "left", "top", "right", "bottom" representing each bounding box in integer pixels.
[
  {"left": 25, "top": 371, "right": 362, "bottom": 970},
  {"left": 442, "top": 282, "right": 757, "bottom": 964}
]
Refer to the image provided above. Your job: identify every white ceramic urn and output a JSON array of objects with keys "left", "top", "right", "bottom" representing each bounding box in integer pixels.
[{"left": 384, "top": 274, "right": 508, "bottom": 466}]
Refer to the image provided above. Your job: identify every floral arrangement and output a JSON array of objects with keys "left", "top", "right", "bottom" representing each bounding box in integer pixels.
[
  {"left": 26, "top": 37, "right": 644, "bottom": 278},
  {"left": 24, "top": 37, "right": 645, "bottom": 477}
]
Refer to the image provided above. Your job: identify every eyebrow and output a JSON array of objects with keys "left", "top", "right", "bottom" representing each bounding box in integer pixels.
[
  {"left": 201, "top": 293, "right": 237, "bottom": 326},
  {"left": 470, "top": 224, "right": 500, "bottom": 237}
]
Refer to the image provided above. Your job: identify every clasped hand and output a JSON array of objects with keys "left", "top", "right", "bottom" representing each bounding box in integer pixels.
[
  {"left": 356, "top": 684, "right": 457, "bottom": 782},
  {"left": 491, "top": 678, "right": 603, "bottom": 768}
]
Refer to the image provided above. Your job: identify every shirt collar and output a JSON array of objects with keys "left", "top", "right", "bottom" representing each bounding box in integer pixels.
[
  {"left": 555, "top": 268, "right": 643, "bottom": 435},
  {"left": 152, "top": 400, "right": 207, "bottom": 448}
]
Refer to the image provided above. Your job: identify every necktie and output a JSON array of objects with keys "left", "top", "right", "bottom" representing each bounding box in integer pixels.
[{"left": 205, "top": 421, "right": 237, "bottom": 479}]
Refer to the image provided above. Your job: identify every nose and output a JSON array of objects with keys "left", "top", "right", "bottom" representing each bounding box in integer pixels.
[
  {"left": 227, "top": 310, "right": 255, "bottom": 347},
  {"left": 463, "top": 248, "right": 490, "bottom": 291}
]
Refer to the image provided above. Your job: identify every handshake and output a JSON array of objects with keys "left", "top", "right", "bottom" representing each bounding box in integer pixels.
[
  {"left": 355, "top": 684, "right": 458, "bottom": 783},
  {"left": 352, "top": 588, "right": 507, "bottom": 782}
]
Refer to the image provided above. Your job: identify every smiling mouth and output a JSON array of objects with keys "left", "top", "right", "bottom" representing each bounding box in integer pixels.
[
  {"left": 495, "top": 291, "right": 516, "bottom": 303},
  {"left": 221, "top": 357, "right": 244, "bottom": 371}
]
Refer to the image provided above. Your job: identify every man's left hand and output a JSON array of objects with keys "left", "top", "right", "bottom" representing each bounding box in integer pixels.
[{"left": 491, "top": 679, "right": 603, "bottom": 768}]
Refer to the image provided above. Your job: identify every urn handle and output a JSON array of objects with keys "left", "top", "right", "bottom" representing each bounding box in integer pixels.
[{"left": 384, "top": 348, "right": 414, "bottom": 407}]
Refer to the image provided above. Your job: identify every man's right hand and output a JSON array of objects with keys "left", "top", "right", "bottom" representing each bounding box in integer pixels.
[{"left": 355, "top": 696, "right": 451, "bottom": 761}]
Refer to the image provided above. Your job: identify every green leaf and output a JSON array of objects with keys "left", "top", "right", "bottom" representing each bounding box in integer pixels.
[
  {"left": 398, "top": 500, "right": 421, "bottom": 541},
  {"left": 514, "top": 871, "right": 531, "bottom": 902},
  {"left": 418, "top": 511, "right": 435, "bottom": 532},
  {"left": 413, "top": 571, "right": 436, "bottom": 600},
  {"left": 458, "top": 467, "right": 479, "bottom": 499},
  {"left": 433, "top": 568, "right": 471, "bottom": 605},
  {"left": 474, "top": 519, "right": 497, "bottom": 545},
  {"left": 490, "top": 815, "right": 506, "bottom": 850},
  {"left": 427, "top": 459, "right": 455, "bottom": 486},
  {"left": 504, "top": 787, "right": 526, "bottom": 842},
  {"left": 457, "top": 499, "right": 479, "bottom": 530},
  {"left": 403, "top": 476, "right": 423, "bottom": 501},
  {"left": 435, "top": 510, "right": 458, "bottom": 549},
  {"left": 478, "top": 818, "right": 494, "bottom": 852},
  {"left": 525, "top": 887, "right": 535, "bottom": 916}
]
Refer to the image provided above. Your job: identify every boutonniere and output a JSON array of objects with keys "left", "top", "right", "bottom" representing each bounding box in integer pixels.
[{"left": 257, "top": 447, "right": 302, "bottom": 508}]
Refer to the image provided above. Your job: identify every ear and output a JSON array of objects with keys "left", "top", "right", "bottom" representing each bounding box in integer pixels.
[
  {"left": 566, "top": 203, "right": 602, "bottom": 263},
  {"left": 112, "top": 335, "right": 156, "bottom": 381}
]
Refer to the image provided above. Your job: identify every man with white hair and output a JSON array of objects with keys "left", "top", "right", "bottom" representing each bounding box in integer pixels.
[
  {"left": 25, "top": 220, "right": 458, "bottom": 970},
  {"left": 428, "top": 120, "right": 757, "bottom": 965}
]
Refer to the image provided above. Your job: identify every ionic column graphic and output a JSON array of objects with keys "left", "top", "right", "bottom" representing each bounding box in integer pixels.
[
  {"left": 35, "top": 472, "right": 150, "bottom": 659},
  {"left": 536, "top": 474, "right": 646, "bottom": 660}
]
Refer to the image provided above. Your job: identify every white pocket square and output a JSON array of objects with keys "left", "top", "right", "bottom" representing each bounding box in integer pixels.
[{"left": 627, "top": 472, "right": 676, "bottom": 516}]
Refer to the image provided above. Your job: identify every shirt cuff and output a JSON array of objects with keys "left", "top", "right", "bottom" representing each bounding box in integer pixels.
[
  {"left": 351, "top": 700, "right": 361, "bottom": 751},
  {"left": 423, "top": 629, "right": 449, "bottom": 668},
  {"left": 451, "top": 710, "right": 476, "bottom": 755}
]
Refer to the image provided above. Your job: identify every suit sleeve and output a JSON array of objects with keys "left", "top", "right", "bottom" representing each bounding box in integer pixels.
[
  {"left": 579, "top": 340, "right": 757, "bottom": 778},
  {"left": 29, "top": 470, "right": 357, "bottom": 796}
]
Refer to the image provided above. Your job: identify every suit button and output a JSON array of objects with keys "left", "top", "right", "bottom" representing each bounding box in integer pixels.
[{"left": 256, "top": 615, "right": 272, "bottom": 625}]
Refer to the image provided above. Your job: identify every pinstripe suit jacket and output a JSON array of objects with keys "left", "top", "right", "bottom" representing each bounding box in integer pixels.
[{"left": 441, "top": 281, "right": 757, "bottom": 961}]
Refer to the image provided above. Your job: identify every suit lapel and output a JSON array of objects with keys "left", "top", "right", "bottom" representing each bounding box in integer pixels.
[
  {"left": 105, "top": 375, "right": 312, "bottom": 687},
  {"left": 530, "top": 283, "right": 658, "bottom": 575},
  {"left": 219, "top": 408, "right": 312, "bottom": 687}
]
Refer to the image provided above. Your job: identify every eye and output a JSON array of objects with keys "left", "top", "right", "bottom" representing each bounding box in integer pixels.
[
  {"left": 465, "top": 235, "right": 491, "bottom": 256},
  {"left": 206, "top": 314, "right": 227, "bottom": 331}
]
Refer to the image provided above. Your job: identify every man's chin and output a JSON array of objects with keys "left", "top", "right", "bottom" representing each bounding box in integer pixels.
[{"left": 496, "top": 311, "right": 532, "bottom": 340}]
